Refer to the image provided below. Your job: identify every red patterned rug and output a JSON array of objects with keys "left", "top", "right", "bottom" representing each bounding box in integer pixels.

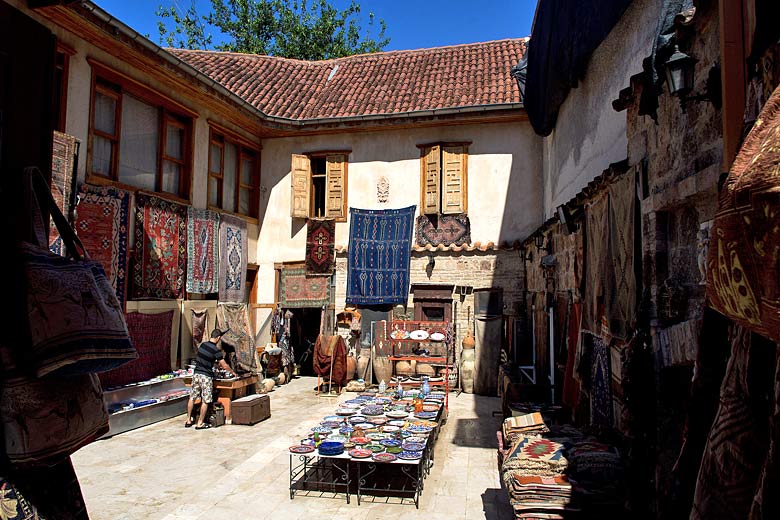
[
  {"left": 99, "top": 311, "right": 173, "bottom": 388},
  {"left": 186, "top": 207, "right": 219, "bottom": 294},
  {"left": 415, "top": 214, "right": 471, "bottom": 247},
  {"left": 306, "top": 219, "right": 335, "bottom": 274},
  {"left": 75, "top": 184, "right": 131, "bottom": 306},
  {"left": 279, "top": 267, "right": 331, "bottom": 308},
  {"left": 133, "top": 194, "right": 188, "bottom": 299}
]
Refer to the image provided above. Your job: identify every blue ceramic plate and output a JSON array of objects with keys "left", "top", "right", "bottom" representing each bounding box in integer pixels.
[
  {"left": 348, "top": 415, "right": 368, "bottom": 424},
  {"left": 339, "top": 426, "right": 354, "bottom": 435},
  {"left": 397, "top": 450, "right": 422, "bottom": 460},
  {"left": 321, "top": 421, "right": 342, "bottom": 428},
  {"left": 414, "top": 412, "right": 437, "bottom": 419},
  {"left": 311, "top": 426, "right": 332, "bottom": 433},
  {"left": 401, "top": 442, "right": 426, "bottom": 452},
  {"left": 323, "top": 415, "right": 342, "bottom": 422},
  {"left": 380, "top": 439, "right": 402, "bottom": 447}
]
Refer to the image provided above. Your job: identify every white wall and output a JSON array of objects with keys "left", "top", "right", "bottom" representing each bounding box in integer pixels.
[
  {"left": 257, "top": 121, "right": 543, "bottom": 304},
  {"left": 542, "top": 0, "right": 662, "bottom": 217}
]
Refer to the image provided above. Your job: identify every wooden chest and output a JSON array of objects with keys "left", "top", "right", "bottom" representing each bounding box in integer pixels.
[{"left": 231, "top": 394, "right": 270, "bottom": 425}]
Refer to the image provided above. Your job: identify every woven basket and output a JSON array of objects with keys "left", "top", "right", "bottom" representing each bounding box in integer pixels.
[
  {"left": 416, "top": 363, "right": 436, "bottom": 377},
  {"left": 395, "top": 360, "right": 416, "bottom": 376}
]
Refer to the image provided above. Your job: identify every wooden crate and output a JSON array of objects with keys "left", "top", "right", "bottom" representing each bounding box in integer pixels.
[{"left": 231, "top": 394, "right": 270, "bottom": 425}]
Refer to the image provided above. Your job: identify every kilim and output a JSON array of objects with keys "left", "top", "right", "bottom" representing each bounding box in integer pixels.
[
  {"left": 415, "top": 213, "right": 471, "bottom": 247},
  {"left": 306, "top": 219, "right": 335, "bottom": 274},
  {"left": 74, "top": 184, "right": 131, "bottom": 306},
  {"left": 589, "top": 334, "right": 613, "bottom": 428},
  {"left": 707, "top": 83, "right": 780, "bottom": 342},
  {"left": 49, "top": 131, "right": 78, "bottom": 256},
  {"left": 347, "top": 206, "right": 415, "bottom": 305},
  {"left": 99, "top": 311, "right": 174, "bottom": 388},
  {"left": 605, "top": 172, "right": 636, "bottom": 341},
  {"left": 216, "top": 303, "right": 256, "bottom": 372},
  {"left": 191, "top": 309, "right": 208, "bottom": 353},
  {"left": 186, "top": 207, "right": 219, "bottom": 294},
  {"left": 279, "top": 267, "right": 331, "bottom": 308},
  {"left": 133, "top": 194, "right": 187, "bottom": 299},
  {"left": 582, "top": 191, "right": 608, "bottom": 334},
  {"left": 218, "top": 214, "right": 247, "bottom": 302}
]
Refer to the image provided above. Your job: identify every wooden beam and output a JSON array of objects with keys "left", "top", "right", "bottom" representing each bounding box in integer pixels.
[{"left": 719, "top": 0, "right": 748, "bottom": 171}]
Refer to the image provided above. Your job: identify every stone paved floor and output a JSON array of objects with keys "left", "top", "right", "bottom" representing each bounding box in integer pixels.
[{"left": 72, "top": 376, "right": 514, "bottom": 519}]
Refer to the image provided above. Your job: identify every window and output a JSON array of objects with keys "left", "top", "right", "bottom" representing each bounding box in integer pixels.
[
  {"left": 208, "top": 130, "right": 260, "bottom": 218},
  {"left": 412, "top": 285, "right": 453, "bottom": 322},
  {"left": 88, "top": 75, "right": 192, "bottom": 199},
  {"left": 290, "top": 152, "right": 348, "bottom": 220},
  {"left": 53, "top": 43, "right": 74, "bottom": 132},
  {"left": 419, "top": 143, "right": 469, "bottom": 215}
]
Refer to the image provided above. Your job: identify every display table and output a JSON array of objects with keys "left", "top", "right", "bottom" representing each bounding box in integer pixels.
[{"left": 184, "top": 375, "right": 258, "bottom": 422}]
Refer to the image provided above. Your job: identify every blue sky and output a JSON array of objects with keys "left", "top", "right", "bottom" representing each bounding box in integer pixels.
[{"left": 94, "top": 0, "right": 536, "bottom": 52}]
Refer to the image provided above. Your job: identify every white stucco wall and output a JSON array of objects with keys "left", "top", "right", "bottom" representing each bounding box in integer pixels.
[
  {"left": 257, "top": 122, "right": 543, "bottom": 304},
  {"left": 542, "top": 0, "right": 662, "bottom": 217}
]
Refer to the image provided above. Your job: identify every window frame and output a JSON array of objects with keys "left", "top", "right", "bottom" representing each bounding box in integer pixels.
[
  {"left": 53, "top": 42, "right": 75, "bottom": 133},
  {"left": 290, "top": 150, "right": 350, "bottom": 222},
  {"left": 417, "top": 141, "right": 471, "bottom": 216},
  {"left": 86, "top": 60, "right": 194, "bottom": 202},
  {"left": 207, "top": 125, "right": 261, "bottom": 221}
]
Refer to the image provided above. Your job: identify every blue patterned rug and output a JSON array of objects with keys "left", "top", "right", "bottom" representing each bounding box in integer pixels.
[{"left": 347, "top": 206, "right": 415, "bottom": 305}]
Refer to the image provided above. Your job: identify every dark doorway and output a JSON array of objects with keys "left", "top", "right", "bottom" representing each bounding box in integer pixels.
[{"left": 287, "top": 307, "right": 322, "bottom": 376}]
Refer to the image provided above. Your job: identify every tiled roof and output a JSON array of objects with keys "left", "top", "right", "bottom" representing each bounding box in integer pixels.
[
  {"left": 169, "top": 39, "right": 527, "bottom": 121},
  {"left": 335, "top": 241, "right": 523, "bottom": 253}
]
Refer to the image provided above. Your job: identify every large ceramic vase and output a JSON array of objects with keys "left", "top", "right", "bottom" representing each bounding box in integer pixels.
[
  {"left": 346, "top": 354, "right": 357, "bottom": 381},
  {"left": 356, "top": 348, "right": 371, "bottom": 380},
  {"left": 373, "top": 355, "right": 392, "bottom": 386}
]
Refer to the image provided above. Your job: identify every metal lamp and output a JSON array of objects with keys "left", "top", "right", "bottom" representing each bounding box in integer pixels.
[{"left": 664, "top": 45, "right": 696, "bottom": 99}]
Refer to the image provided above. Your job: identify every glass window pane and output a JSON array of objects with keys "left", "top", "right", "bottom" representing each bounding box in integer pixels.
[
  {"left": 162, "top": 160, "right": 180, "bottom": 195},
  {"left": 209, "top": 176, "right": 219, "bottom": 207},
  {"left": 210, "top": 143, "right": 222, "bottom": 174},
  {"left": 240, "top": 155, "right": 254, "bottom": 185},
  {"left": 222, "top": 142, "right": 237, "bottom": 212},
  {"left": 92, "top": 135, "right": 112, "bottom": 175},
  {"left": 93, "top": 91, "right": 116, "bottom": 135},
  {"left": 166, "top": 124, "right": 184, "bottom": 160},
  {"left": 239, "top": 187, "right": 250, "bottom": 216},
  {"left": 118, "top": 94, "right": 158, "bottom": 191}
]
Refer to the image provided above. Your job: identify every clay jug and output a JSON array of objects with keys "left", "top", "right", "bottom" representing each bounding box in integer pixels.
[
  {"left": 462, "top": 333, "right": 476, "bottom": 350},
  {"left": 461, "top": 349, "right": 475, "bottom": 394},
  {"left": 356, "top": 348, "right": 371, "bottom": 380},
  {"left": 346, "top": 354, "right": 357, "bottom": 380}
]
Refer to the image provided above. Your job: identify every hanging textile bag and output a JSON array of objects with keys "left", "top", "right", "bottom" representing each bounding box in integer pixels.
[
  {"left": 18, "top": 168, "right": 137, "bottom": 377},
  {"left": 707, "top": 85, "right": 780, "bottom": 341}
]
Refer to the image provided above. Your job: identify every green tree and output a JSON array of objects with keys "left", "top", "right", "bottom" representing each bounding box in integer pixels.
[{"left": 157, "top": 0, "right": 389, "bottom": 60}]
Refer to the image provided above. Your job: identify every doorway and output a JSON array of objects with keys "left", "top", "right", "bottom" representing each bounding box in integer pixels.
[{"left": 287, "top": 307, "right": 322, "bottom": 376}]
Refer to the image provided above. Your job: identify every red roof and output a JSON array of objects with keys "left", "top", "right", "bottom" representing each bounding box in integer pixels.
[{"left": 169, "top": 39, "right": 527, "bottom": 121}]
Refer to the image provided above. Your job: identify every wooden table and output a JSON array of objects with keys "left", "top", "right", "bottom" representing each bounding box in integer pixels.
[{"left": 184, "top": 375, "right": 259, "bottom": 422}]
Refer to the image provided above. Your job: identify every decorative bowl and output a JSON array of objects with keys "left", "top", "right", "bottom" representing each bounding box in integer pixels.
[
  {"left": 372, "top": 453, "right": 397, "bottom": 463},
  {"left": 397, "top": 450, "right": 422, "bottom": 460},
  {"left": 318, "top": 441, "right": 344, "bottom": 456},
  {"left": 365, "top": 444, "right": 385, "bottom": 453}
]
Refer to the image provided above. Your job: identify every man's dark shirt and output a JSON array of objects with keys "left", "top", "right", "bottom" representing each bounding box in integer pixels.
[{"left": 194, "top": 341, "right": 223, "bottom": 378}]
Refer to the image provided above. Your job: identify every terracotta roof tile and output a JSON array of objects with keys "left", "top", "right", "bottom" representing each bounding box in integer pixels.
[{"left": 169, "top": 39, "right": 527, "bottom": 121}]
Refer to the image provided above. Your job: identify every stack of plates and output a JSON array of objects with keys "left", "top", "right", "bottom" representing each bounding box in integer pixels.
[{"left": 318, "top": 441, "right": 344, "bottom": 456}]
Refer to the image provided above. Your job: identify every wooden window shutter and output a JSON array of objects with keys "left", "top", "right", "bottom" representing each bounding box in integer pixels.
[
  {"left": 442, "top": 145, "right": 467, "bottom": 214},
  {"left": 325, "top": 154, "right": 346, "bottom": 219},
  {"left": 290, "top": 154, "right": 311, "bottom": 218},
  {"left": 421, "top": 145, "right": 441, "bottom": 215}
]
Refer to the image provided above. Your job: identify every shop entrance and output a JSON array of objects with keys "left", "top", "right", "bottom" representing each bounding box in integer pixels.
[{"left": 287, "top": 307, "right": 322, "bottom": 376}]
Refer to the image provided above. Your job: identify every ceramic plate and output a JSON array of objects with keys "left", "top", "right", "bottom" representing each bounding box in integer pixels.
[
  {"left": 373, "top": 453, "right": 397, "bottom": 463},
  {"left": 397, "top": 450, "right": 422, "bottom": 460},
  {"left": 409, "top": 330, "right": 429, "bottom": 341},
  {"left": 414, "top": 412, "right": 438, "bottom": 419},
  {"left": 390, "top": 329, "right": 410, "bottom": 340},
  {"left": 429, "top": 332, "right": 445, "bottom": 342},
  {"left": 328, "top": 434, "right": 347, "bottom": 443},
  {"left": 367, "top": 432, "right": 388, "bottom": 441},
  {"left": 386, "top": 446, "right": 403, "bottom": 454},
  {"left": 387, "top": 420, "right": 406, "bottom": 427},
  {"left": 369, "top": 417, "right": 388, "bottom": 425},
  {"left": 351, "top": 436, "right": 370, "bottom": 445},
  {"left": 380, "top": 438, "right": 402, "bottom": 447},
  {"left": 422, "top": 404, "right": 440, "bottom": 412},
  {"left": 386, "top": 411, "right": 408, "bottom": 419},
  {"left": 349, "top": 448, "right": 372, "bottom": 458},
  {"left": 348, "top": 416, "right": 368, "bottom": 424},
  {"left": 407, "top": 425, "right": 433, "bottom": 434},
  {"left": 320, "top": 421, "right": 342, "bottom": 428},
  {"left": 335, "top": 408, "right": 357, "bottom": 416},
  {"left": 401, "top": 442, "right": 426, "bottom": 452},
  {"left": 311, "top": 426, "right": 332, "bottom": 433},
  {"left": 339, "top": 426, "right": 354, "bottom": 434},
  {"left": 343, "top": 442, "right": 356, "bottom": 449},
  {"left": 350, "top": 423, "right": 372, "bottom": 431},
  {"left": 382, "top": 425, "right": 400, "bottom": 433},
  {"left": 341, "top": 402, "right": 362, "bottom": 409},
  {"left": 405, "top": 436, "right": 428, "bottom": 445},
  {"left": 289, "top": 445, "right": 315, "bottom": 454},
  {"left": 365, "top": 444, "right": 385, "bottom": 453},
  {"left": 323, "top": 415, "right": 342, "bottom": 422}
]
